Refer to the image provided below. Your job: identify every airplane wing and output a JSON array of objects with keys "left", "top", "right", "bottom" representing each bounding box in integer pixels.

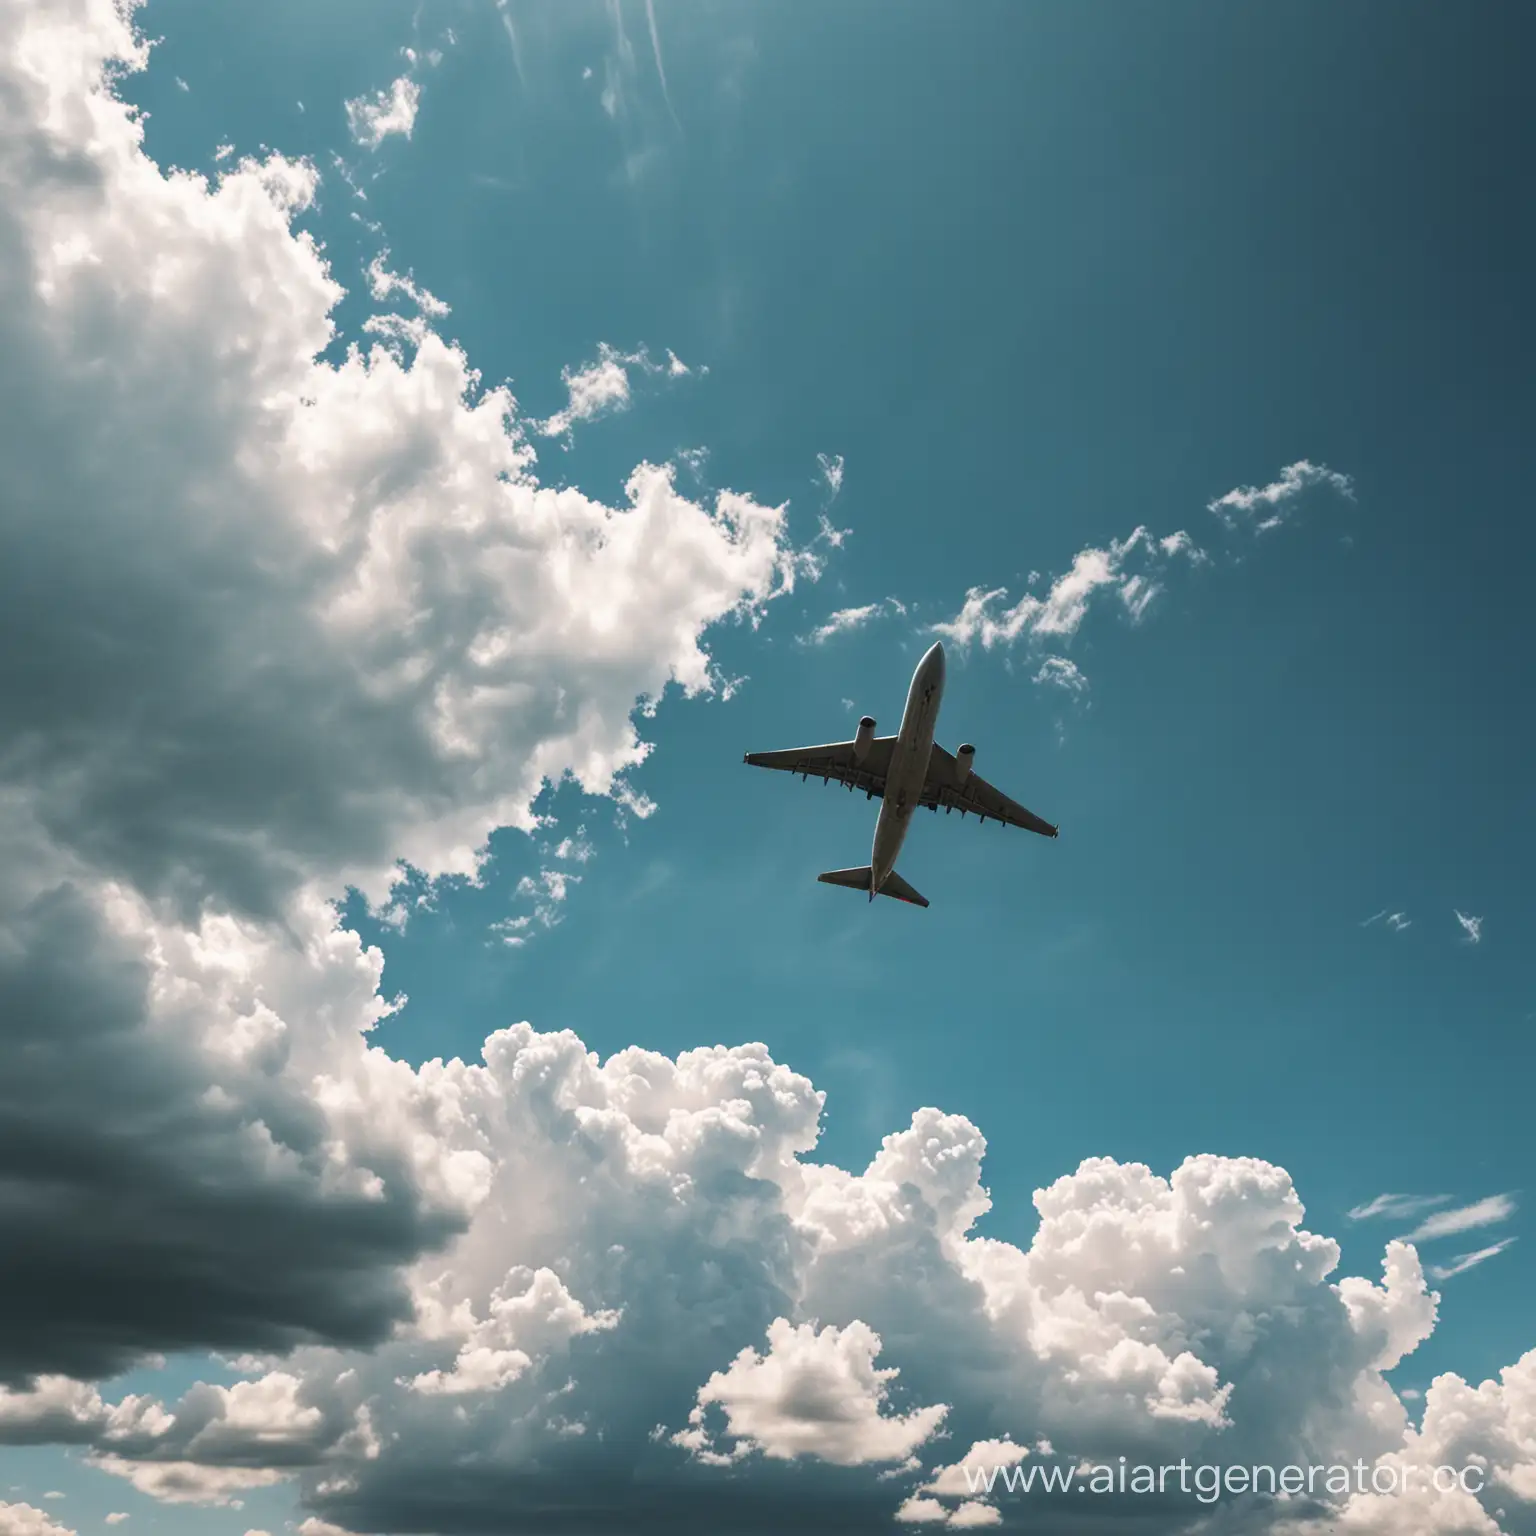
[
  {"left": 921, "top": 744, "right": 1059, "bottom": 837},
  {"left": 743, "top": 736, "right": 898, "bottom": 798}
]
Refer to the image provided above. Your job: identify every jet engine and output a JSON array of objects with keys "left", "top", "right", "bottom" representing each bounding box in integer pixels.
[
  {"left": 955, "top": 743, "right": 976, "bottom": 783},
  {"left": 853, "top": 716, "right": 876, "bottom": 760}
]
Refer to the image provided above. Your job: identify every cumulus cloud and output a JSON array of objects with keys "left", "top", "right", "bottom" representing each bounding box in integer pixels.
[
  {"left": 1206, "top": 459, "right": 1355, "bottom": 529},
  {"left": 1274, "top": 1349, "right": 1536, "bottom": 1535},
  {"left": 903, "top": 1438, "right": 1038, "bottom": 1524},
  {"left": 672, "top": 1318, "right": 948, "bottom": 1467},
  {"left": 0, "top": 1505, "right": 75, "bottom": 1536},
  {"left": 1033, "top": 656, "right": 1088, "bottom": 695},
  {"left": 7, "top": 1027, "right": 1514, "bottom": 1534},
  {"left": 895, "top": 1496, "right": 952, "bottom": 1524},
  {"left": 345, "top": 75, "right": 421, "bottom": 149},
  {"left": 0, "top": 0, "right": 812, "bottom": 1383}
]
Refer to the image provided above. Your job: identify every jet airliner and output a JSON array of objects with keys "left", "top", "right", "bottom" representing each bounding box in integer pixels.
[{"left": 743, "top": 641, "right": 1058, "bottom": 908}]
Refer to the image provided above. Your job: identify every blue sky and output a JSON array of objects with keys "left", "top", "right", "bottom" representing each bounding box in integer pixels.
[{"left": 1, "top": 2, "right": 1532, "bottom": 1533}]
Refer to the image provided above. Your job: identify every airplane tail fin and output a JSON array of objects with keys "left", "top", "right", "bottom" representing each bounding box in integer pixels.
[{"left": 816, "top": 866, "right": 930, "bottom": 909}]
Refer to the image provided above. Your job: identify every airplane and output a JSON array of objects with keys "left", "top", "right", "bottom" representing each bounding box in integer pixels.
[{"left": 743, "top": 640, "right": 1057, "bottom": 908}]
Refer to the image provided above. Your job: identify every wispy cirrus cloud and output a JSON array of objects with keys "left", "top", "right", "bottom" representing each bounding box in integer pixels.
[
  {"left": 1348, "top": 1193, "right": 1451, "bottom": 1223},
  {"left": 816, "top": 452, "right": 845, "bottom": 500},
  {"left": 1426, "top": 1238, "right": 1516, "bottom": 1283},
  {"left": 1206, "top": 458, "right": 1355, "bottom": 530},
  {"left": 1404, "top": 1195, "right": 1516, "bottom": 1243},
  {"left": 1362, "top": 909, "right": 1412, "bottom": 932},
  {"left": 496, "top": 0, "right": 528, "bottom": 91},
  {"left": 935, "top": 526, "right": 1204, "bottom": 654},
  {"left": 1454, "top": 909, "right": 1484, "bottom": 944},
  {"left": 644, "top": 0, "right": 681, "bottom": 130},
  {"left": 936, "top": 461, "right": 1353, "bottom": 674},
  {"left": 803, "top": 597, "right": 907, "bottom": 646}
]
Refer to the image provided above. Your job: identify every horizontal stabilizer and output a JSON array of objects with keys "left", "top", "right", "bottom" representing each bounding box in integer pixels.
[
  {"left": 816, "top": 866, "right": 930, "bottom": 908},
  {"left": 818, "top": 865, "right": 872, "bottom": 892},
  {"left": 877, "top": 869, "right": 929, "bottom": 908}
]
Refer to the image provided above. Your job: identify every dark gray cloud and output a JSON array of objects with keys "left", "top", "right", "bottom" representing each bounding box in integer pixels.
[{"left": 0, "top": 882, "right": 462, "bottom": 1383}]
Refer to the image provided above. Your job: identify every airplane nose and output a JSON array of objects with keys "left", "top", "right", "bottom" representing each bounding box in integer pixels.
[{"left": 926, "top": 641, "right": 945, "bottom": 678}]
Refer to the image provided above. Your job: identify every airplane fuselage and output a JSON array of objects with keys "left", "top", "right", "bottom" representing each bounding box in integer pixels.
[{"left": 870, "top": 642, "right": 946, "bottom": 895}]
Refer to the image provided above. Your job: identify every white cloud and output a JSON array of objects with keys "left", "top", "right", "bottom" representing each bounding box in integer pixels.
[
  {"left": 1207, "top": 458, "right": 1355, "bottom": 527},
  {"left": 1362, "top": 910, "right": 1413, "bottom": 932},
  {"left": 643, "top": 0, "right": 678, "bottom": 126},
  {"left": 1033, "top": 656, "right": 1088, "bottom": 695},
  {"left": 408, "top": 1266, "right": 619, "bottom": 1396},
  {"left": 365, "top": 252, "right": 449, "bottom": 318},
  {"left": 939, "top": 459, "right": 1354, "bottom": 658},
  {"left": 104, "top": 1520, "right": 128, "bottom": 1528},
  {"left": 507, "top": 866, "right": 584, "bottom": 935},
  {"left": 672, "top": 1318, "right": 948, "bottom": 1467},
  {"left": 1455, "top": 910, "right": 1484, "bottom": 945},
  {"left": 817, "top": 513, "right": 851, "bottom": 549},
  {"left": 1405, "top": 1196, "right": 1516, "bottom": 1243},
  {"left": 496, "top": 0, "right": 527, "bottom": 90},
  {"left": 935, "top": 523, "right": 1203, "bottom": 651},
  {"left": 345, "top": 75, "right": 421, "bottom": 149},
  {"left": 538, "top": 348, "right": 634, "bottom": 435},
  {"left": 534, "top": 344, "right": 697, "bottom": 437},
  {"left": 0, "top": 1505, "right": 75, "bottom": 1536},
  {"left": 938, "top": 461, "right": 1351, "bottom": 660},
  {"left": 546, "top": 829, "right": 595, "bottom": 864},
  {"left": 91, "top": 1460, "right": 286, "bottom": 1507},
  {"left": 1275, "top": 1349, "right": 1536, "bottom": 1535},
  {"left": 1427, "top": 1239, "right": 1516, "bottom": 1283},
  {"left": 1349, "top": 1194, "right": 1451, "bottom": 1223},
  {"left": 816, "top": 452, "right": 845, "bottom": 499},
  {"left": 946, "top": 1505, "right": 1002, "bottom": 1529},
  {"left": 920, "top": 1437, "right": 1030, "bottom": 1498},
  {"left": 895, "top": 1496, "right": 951, "bottom": 1523},
  {"left": 803, "top": 601, "right": 903, "bottom": 645}
]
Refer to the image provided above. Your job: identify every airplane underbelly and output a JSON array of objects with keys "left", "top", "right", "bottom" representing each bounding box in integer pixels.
[{"left": 892, "top": 730, "right": 934, "bottom": 811}]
